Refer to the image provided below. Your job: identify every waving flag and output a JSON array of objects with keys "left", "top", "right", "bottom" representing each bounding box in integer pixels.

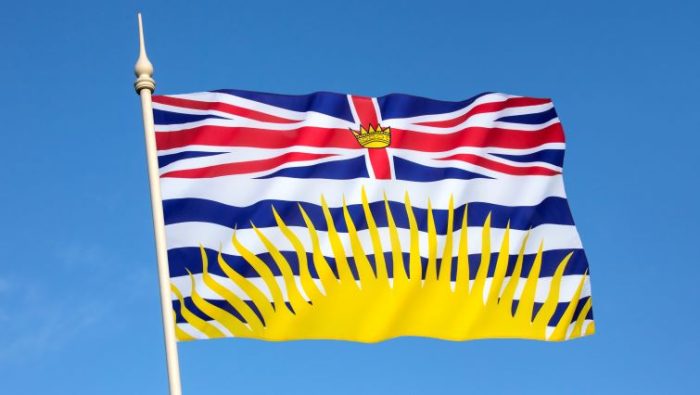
[{"left": 153, "top": 89, "right": 594, "bottom": 342}]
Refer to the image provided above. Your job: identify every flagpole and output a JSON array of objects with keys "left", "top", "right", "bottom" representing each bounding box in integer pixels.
[{"left": 134, "top": 13, "right": 183, "bottom": 395}]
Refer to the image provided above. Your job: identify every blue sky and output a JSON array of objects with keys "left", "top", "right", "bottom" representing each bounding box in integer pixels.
[{"left": 1, "top": 0, "right": 698, "bottom": 393}]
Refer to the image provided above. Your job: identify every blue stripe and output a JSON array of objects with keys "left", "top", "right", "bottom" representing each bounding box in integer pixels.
[
  {"left": 496, "top": 107, "right": 558, "bottom": 125},
  {"left": 215, "top": 89, "right": 355, "bottom": 123},
  {"left": 172, "top": 295, "right": 592, "bottom": 327},
  {"left": 154, "top": 109, "right": 225, "bottom": 125},
  {"left": 490, "top": 149, "right": 565, "bottom": 168},
  {"left": 163, "top": 196, "right": 574, "bottom": 231},
  {"left": 168, "top": 247, "right": 590, "bottom": 280},
  {"left": 158, "top": 151, "right": 227, "bottom": 168},
  {"left": 255, "top": 156, "right": 369, "bottom": 180},
  {"left": 393, "top": 157, "right": 492, "bottom": 181},
  {"left": 378, "top": 92, "right": 490, "bottom": 119}
]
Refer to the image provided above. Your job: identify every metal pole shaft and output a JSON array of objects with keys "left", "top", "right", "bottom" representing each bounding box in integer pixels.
[{"left": 134, "top": 13, "right": 183, "bottom": 395}]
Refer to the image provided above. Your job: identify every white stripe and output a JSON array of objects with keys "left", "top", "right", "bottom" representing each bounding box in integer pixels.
[
  {"left": 347, "top": 94, "right": 360, "bottom": 127},
  {"left": 372, "top": 97, "right": 383, "bottom": 123},
  {"left": 159, "top": 176, "right": 567, "bottom": 208},
  {"left": 153, "top": 105, "right": 356, "bottom": 131},
  {"left": 176, "top": 322, "right": 209, "bottom": 340},
  {"left": 170, "top": 273, "right": 591, "bottom": 305},
  {"left": 386, "top": 148, "right": 397, "bottom": 179},
  {"left": 363, "top": 152, "right": 376, "bottom": 178},
  {"left": 164, "top": 222, "right": 582, "bottom": 258}
]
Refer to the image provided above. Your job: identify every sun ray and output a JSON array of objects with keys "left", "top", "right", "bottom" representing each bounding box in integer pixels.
[
  {"left": 384, "top": 192, "right": 407, "bottom": 286},
  {"left": 200, "top": 245, "right": 263, "bottom": 333},
  {"left": 272, "top": 206, "right": 322, "bottom": 303},
  {"left": 438, "top": 195, "right": 455, "bottom": 285},
  {"left": 487, "top": 221, "right": 510, "bottom": 305},
  {"left": 216, "top": 250, "right": 274, "bottom": 321},
  {"left": 320, "top": 196, "right": 356, "bottom": 287},
  {"left": 232, "top": 230, "right": 288, "bottom": 314},
  {"left": 454, "top": 205, "right": 470, "bottom": 295},
  {"left": 425, "top": 199, "right": 438, "bottom": 281},
  {"left": 342, "top": 196, "right": 376, "bottom": 288},
  {"left": 171, "top": 282, "right": 224, "bottom": 339},
  {"left": 298, "top": 204, "right": 339, "bottom": 294},
  {"left": 471, "top": 213, "right": 492, "bottom": 301},
  {"left": 403, "top": 192, "right": 422, "bottom": 285},
  {"left": 251, "top": 224, "right": 308, "bottom": 314},
  {"left": 362, "top": 187, "right": 388, "bottom": 282},
  {"left": 516, "top": 240, "right": 543, "bottom": 323},
  {"left": 499, "top": 231, "right": 530, "bottom": 316}
]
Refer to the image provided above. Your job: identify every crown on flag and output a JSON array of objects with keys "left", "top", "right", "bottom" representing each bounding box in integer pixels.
[{"left": 351, "top": 124, "right": 392, "bottom": 148}]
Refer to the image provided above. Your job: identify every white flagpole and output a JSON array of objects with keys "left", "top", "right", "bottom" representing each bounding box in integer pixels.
[{"left": 133, "top": 13, "right": 183, "bottom": 395}]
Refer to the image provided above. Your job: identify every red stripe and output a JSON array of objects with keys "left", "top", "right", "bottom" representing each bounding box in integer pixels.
[
  {"left": 367, "top": 149, "right": 392, "bottom": 179},
  {"left": 161, "top": 152, "right": 335, "bottom": 178},
  {"left": 350, "top": 96, "right": 380, "bottom": 126},
  {"left": 156, "top": 126, "right": 359, "bottom": 150},
  {"left": 416, "top": 97, "right": 552, "bottom": 128},
  {"left": 438, "top": 153, "right": 560, "bottom": 176},
  {"left": 153, "top": 95, "right": 298, "bottom": 124},
  {"left": 156, "top": 123, "right": 564, "bottom": 152},
  {"left": 390, "top": 123, "right": 564, "bottom": 151}
]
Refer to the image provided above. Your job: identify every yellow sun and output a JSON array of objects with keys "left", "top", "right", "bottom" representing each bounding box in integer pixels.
[{"left": 171, "top": 188, "right": 594, "bottom": 342}]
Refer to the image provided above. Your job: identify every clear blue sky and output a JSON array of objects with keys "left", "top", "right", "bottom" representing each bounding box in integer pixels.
[{"left": 1, "top": 1, "right": 698, "bottom": 394}]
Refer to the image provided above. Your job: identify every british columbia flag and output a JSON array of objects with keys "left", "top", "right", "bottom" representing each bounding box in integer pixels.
[{"left": 153, "top": 89, "right": 593, "bottom": 342}]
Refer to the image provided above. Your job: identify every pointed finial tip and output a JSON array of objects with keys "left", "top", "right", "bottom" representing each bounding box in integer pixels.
[{"left": 134, "top": 12, "right": 155, "bottom": 93}]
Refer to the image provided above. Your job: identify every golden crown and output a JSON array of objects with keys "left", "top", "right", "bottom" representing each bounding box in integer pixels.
[{"left": 351, "top": 124, "right": 391, "bottom": 148}]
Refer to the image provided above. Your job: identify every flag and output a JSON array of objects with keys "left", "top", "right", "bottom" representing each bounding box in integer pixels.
[{"left": 152, "top": 89, "right": 594, "bottom": 342}]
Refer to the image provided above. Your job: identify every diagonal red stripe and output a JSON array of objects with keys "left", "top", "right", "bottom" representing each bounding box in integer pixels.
[
  {"left": 438, "top": 153, "right": 560, "bottom": 176},
  {"left": 416, "top": 97, "right": 552, "bottom": 128},
  {"left": 161, "top": 152, "right": 336, "bottom": 178},
  {"left": 153, "top": 95, "right": 299, "bottom": 124}
]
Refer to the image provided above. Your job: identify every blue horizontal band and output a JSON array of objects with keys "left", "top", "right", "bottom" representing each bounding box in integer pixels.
[{"left": 163, "top": 196, "right": 574, "bottom": 231}]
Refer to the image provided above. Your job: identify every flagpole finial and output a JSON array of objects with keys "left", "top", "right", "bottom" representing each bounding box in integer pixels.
[{"left": 134, "top": 12, "right": 156, "bottom": 93}]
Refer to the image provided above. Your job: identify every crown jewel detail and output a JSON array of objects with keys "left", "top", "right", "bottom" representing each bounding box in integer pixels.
[{"left": 351, "top": 124, "right": 391, "bottom": 148}]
